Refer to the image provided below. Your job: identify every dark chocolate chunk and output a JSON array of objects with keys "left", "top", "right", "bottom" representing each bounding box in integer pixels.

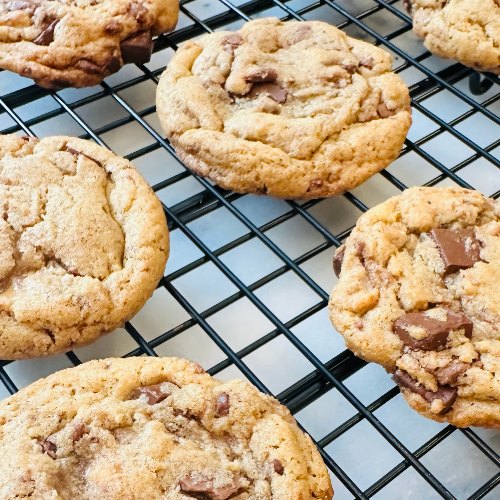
[
  {"left": 106, "top": 55, "right": 121, "bottom": 74},
  {"left": 247, "top": 83, "right": 287, "bottom": 104},
  {"left": 7, "top": 1, "right": 35, "bottom": 12},
  {"left": 71, "top": 423, "right": 90, "bottom": 444},
  {"left": 359, "top": 57, "right": 374, "bottom": 69},
  {"left": 215, "top": 392, "right": 230, "bottom": 416},
  {"left": 120, "top": 31, "right": 153, "bottom": 64},
  {"left": 288, "top": 24, "right": 311, "bottom": 44},
  {"left": 104, "top": 20, "right": 121, "bottom": 35},
  {"left": 33, "top": 19, "right": 59, "bottom": 46},
  {"left": 403, "top": 0, "right": 414, "bottom": 14},
  {"left": 223, "top": 34, "right": 242, "bottom": 49},
  {"left": 435, "top": 362, "right": 468, "bottom": 385},
  {"left": 429, "top": 228, "right": 481, "bottom": 275},
  {"left": 245, "top": 68, "right": 278, "bottom": 83},
  {"left": 61, "top": 144, "right": 102, "bottom": 166},
  {"left": 333, "top": 245, "right": 346, "bottom": 278},
  {"left": 179, "top": 474, "right": 246, "bottom": 500},
  {"left": 272, "top": 459, "right": 284, "bottom": 475},
  {"left": 307, "top": 179, "right": 323, "bottom": 192},
  {"left": 393, "top": 369, "right": 457, "bottom": 414},
  {"left": 130, "top": 383, "right": 170, "bottom": 405},
  {"left": 393, "top": 309, "right": 472, "bottom": 350},
  {"left": 40, "top": 439, "right": 57, "bottom": 459},
  {"left": 377, "top": 102, "right": 394, "bottom": 118},
  {"left": 76, "top": 59, "right": 104, "bottom": 75},
  {"left": 341, "top": 63, "right": 357, "bottom": 73}
]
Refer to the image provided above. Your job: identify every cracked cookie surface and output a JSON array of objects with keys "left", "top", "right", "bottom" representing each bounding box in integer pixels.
[
  {"left": 405, "top": 0, "right": 500, "bottom": 74},
  {"left": 329, "top": 187, "right": 499, "bottom": 427},
  {"left": 0, "top": 134, "right": 169, "bottom": 359},
  {"left": 0, "top": 357, "right": 332, "bottom": 499},
  {"left": 157, "top": 18, "right": 411, "bottom": 199},
  {"left": 0, "top": 0, "right": 179, "bottom": 88}
]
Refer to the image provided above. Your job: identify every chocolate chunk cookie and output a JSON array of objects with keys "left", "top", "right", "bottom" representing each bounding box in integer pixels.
[
  {"left": 157, "top": 18, "right": 411, "bottom": 199},
  {"left": 0, "top": 357, "right": 333, "bottom": 499},
  {"left": 0, "top": 134, "right": 169, "bottom": 359},
  {"left": 0, "top": 0, "right": 179, "bottom": 88},
  {"left": 405, "top": 0, "right": 499, "bottom": 74},
  {"left": 329, "top": 187, "right": 499, "bottom": 427}
]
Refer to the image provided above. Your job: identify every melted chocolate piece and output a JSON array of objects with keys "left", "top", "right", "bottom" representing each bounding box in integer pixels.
[
  {"left": 247, "top": 83, "right": 287, "bottom": 103},
  {"left": 120, "top": 31, "right": 153, "bottom": 64},
  {"left": 215, "top": 392, "right": 230, "bottom": 416},
  {"left": 393, "top": 369, "right": 457, "bottom": 414},
  {"left": 377, "top": 102, "right": 394, "bottom": 118},
  {"left": 40, "top": 439, "right": 57, "bottom": 459},
  {"left": 223, "top": 34, "right": 242, "bottom": 49},
  {"left": 435, "top": 362, "right": 468, "bottom": 385},
  {"left": 403, "top": 0, "right": 414, "bottom": 14},
  {"left": 244, "top": 68, "right": 278, "bottom": 83},
  {"left": 288, "top": 24, "right": 311, "bottom": 44},
  {"left": 33, "top": 19, "right": 59, "bottom": 46},
  {"left": 130, "top": 384, "right": 170, "bottom": 405},
  {"left": 7, "top": 0, "right": 35, "bottom": 12},
  {"left": 179, "top": 474, "right": 246, "bottom": 500},
  {"left": 359, "top": 57, "right": 374, "bottom": 69},
  {"left": 61, "top": 144, "right": 102, "bottom": 166},
  {"left": 307, "top": 179, "right": 323, "bottom": 192},
  {"left": 429, "top": 228, "right": 481, "bottom": 276},
  {"left": 333, "top": 245, "right": 346, "bottom": 278},
  {"left": 71, "top": 423, "right": 90, "bottom": 444},
  {"left": 393, "top": 309, "right": 472, "bottom": 350},
  {"left": 272, "top": 459, "right": 284, "bottom": 475}
]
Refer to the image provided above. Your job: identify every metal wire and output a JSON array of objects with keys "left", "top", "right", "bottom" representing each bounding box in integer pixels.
[{"left": 0, "top": 0, "right": 498, "bottom": 498}]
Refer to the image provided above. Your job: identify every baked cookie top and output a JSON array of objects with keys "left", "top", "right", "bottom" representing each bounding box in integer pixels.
[
  {"left": 329, "top": 187, "right": 499, "bottom": 427},
  {"left": 0, "top": 357, "right": 333, "bottom": 499},
  {"left": 406, "top": 0, "right": 500, "bottom": 74},
  {"left": 0, "top": 134, "right": 168, "bottom": 359},
  {"left": 0, "top": 0, "right": 179, "bottom": 88},
  {"left": 157, "top": 18, "right": 411, "bottom": 199}
]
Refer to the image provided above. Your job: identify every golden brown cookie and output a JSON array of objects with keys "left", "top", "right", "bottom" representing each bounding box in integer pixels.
[
  {"left": 405, "top": 0, "right": 500, "bottom": 74},
  {"left": 0, "top": 357, "right": 333, "bottom": 499},
  {"left": 157, "top": 18, "right": 411, "bottom": 199},
  {"left": 0, "top": 0, "right": 179, "bottom": 88},
  {"left": 0, "top": 134, "right": 169, "bottom": 359},
  {"left": 329, "top": 187, "right": 499, "bottom": 427}
]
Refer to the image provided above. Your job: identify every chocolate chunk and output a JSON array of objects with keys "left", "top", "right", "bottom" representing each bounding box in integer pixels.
[
  {"left": 247, "top": 83, "right": 287, "bottom": 104},
  {"left": 333, "top": 244, "right": 346, "bottom": 278},
  {"left": 435, "top": 362, "right": 468, "bottom": 385},
  {"left": 40, "top": 439, "right": 57, "bottom": 459},
  {"left": 192, "top": 362, "right": 205, "bottom": 374},
  {"left": 71, "top": 423, "right": 90, "bottom": 444},
  {"left": 76, "top": 59, "right": 104, "bottom": 75},
  {"left": 61, "top": 144, "right": 102, "bottom": 166},
  {"left": 120, "top": 31, "right": 153, "bottom": 64},
  {"left": 104, "top": 20, "right": 121, "bottom": 35},
  {"left": 179, "top": 474, "right": 246, "bottom": 500},
  {"left": 341, "top": 63, "right": 357, "bottom": 73},
  {"left": 245, "top": 68, "right": 278, "bottom": 83},
  {"left": 403, "top": 0, "right": 413, "bottom": 14},
  {"left": 393, "top": 309, "right": 472, "bottom": 350},
  {"left": 272, "top": 459, "right": 284, "bottom": 475},
  {"left": 288, "top": 24, "right": 311, "bottom": 44},
  {"left": 130, "top": 383, "right": 170, "bottom": 404},
  {"left": 223, "top": 34, "right": 242, "bottom": 49},
  {"left": 33, "top": 19, "right": 59, "bottom": 46},
  {"left": 429, "top": 228, "right": 481, "bottom": 276},
  {"left": 393, "top": 369, "right": 457, "bottom": 414},
  {"left": 129, "top": 1, "right": 148, "bottom": 23},
  {"left": 7, "top": 0, "right": 35, "bottom": 12},
  {"left": 215, "top": 392, "right": 230, "bottom": 416},
  {"left": 377, "top": 102, "right": 394, "bottom": 118},
  {"left": 307, "top": 179, "right": 323, "bottom": 192},
  {"left": 106, "top": 55, "right": 121, "bottom": 74},
  {"left": 359, "top": 57, "right": 374, "bottom": 69}
]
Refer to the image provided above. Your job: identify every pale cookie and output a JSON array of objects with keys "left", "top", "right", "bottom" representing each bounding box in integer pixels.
[
  {"left": 0, "top": 0, "right": 179, "bottom": 88},
  {"left": 329, "top": 187, "right": 499, "bottom": 427},
  {"left": 157, "top": 18, "right": 411, "bottom": 199},
  {"left": 405, "top": 0, "right": 500, "bottom": 74},
  {"left": 0, "top": 357, "right": 333, "bottom": 499},
  {"left": 0, "top": 134, "right": 169, "bottom": 359}
]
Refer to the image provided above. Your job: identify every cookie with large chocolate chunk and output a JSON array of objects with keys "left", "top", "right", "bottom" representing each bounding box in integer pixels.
[
  {"left": 0, "top": 134, "right": 169, "bottom": 359},
  {"left": 156, "top": 18, "right": 411, "bottom": 199},
  {"left": 405, "top": 0, "right": 499, "bottom": 74},
  {"left": 0, "top": 357, "right": 333, "bottom": 499},
  {"left": 329, "top": 187, "right": 500, "bottom": 427},
  {"left": 0, "top": 0, "right": 179, "bottom": 88}
]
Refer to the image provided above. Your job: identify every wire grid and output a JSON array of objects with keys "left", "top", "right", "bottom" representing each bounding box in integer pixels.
[{"left": 0, "top": 0, "right": 498, "bottom": 498}]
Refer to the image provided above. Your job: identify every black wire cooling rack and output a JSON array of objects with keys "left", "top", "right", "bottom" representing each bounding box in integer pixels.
[{"left": 0, "top": 0, "right": 499, "bottom": 499}]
